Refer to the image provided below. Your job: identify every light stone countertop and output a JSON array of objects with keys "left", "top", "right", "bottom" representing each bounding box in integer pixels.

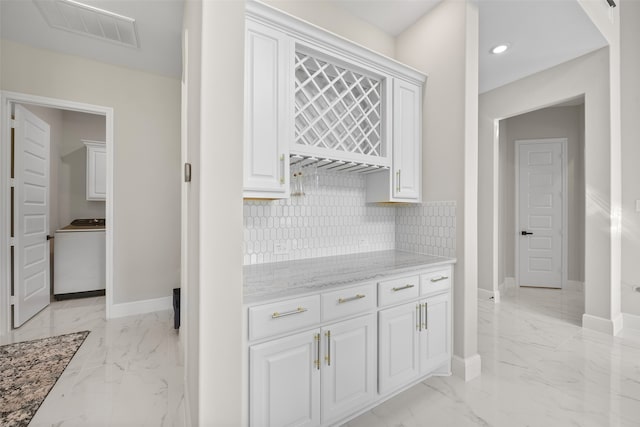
[{"left": 243, "top": 250, "right": 456, "bottom": 305}]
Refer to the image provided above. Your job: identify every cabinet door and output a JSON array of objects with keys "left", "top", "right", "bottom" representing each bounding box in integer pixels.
[
  {"left": 420, "top": 293, "right": 451, "bottom": 375},
  {"left": 378, "top": 302, "right": 420, "bottom": 395},
  {"left": 392, "top": 79, "right": 421, "bottom": 201},
  {"left": 250, "top": 330, "right": 320, "bottom": 427},
  {"left": 84, "top": 141, "right": 106, "bottom": 201},
  {"left": 244, "top": 20, "right": 291, "bottom": 199},
  {"left": 321, "top": 315, "right": 376, "bottom": 424}
]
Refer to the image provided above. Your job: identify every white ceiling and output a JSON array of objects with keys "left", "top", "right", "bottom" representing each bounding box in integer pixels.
[
  {"left": 0, "top": 0, "right": 609, "bottom": 92},
  {"left": 332, "top": 0, "right": 608, "bottom": 93},
  {"left": 0, "top": 0, "right": 184, "bottom": 78}
]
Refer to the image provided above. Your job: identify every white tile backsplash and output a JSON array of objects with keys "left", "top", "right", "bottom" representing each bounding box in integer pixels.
[
  {"left": 243, "top": 170, "right": 456, "bottom": 265},
  {"left": 395, "top": 201, "right": 457, "bottom": 258}
]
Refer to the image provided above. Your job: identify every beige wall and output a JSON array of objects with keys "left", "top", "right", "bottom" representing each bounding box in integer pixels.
[
  {"left": 1, "top": 39, "right": 181, "bottom": 304},
  {"left": 498, "top": 106, "right": 585, "bottom": 284},
  {"left": 621, "top": 0, "right": 640, "bottom": 316},
  {"left": 479, "top": 48, "right": 618, "bottom": 327},
  {"left": 396, "top": 0, "right": 480, "bottom": 375},
  {"left": 263, "top": 0, "right": 395, "bottom": 58}
]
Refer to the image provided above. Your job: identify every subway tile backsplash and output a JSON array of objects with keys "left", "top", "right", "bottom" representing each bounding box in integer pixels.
[{"left": 243, "top": 170, "right": 456, "bottom": 265}]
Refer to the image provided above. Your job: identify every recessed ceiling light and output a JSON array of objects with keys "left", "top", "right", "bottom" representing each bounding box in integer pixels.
[{"left": 491, "top": 44, "right": 510, "bottom": 54}]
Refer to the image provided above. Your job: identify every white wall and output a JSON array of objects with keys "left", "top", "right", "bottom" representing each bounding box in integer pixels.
[
  {"left": 263, "top": 0, "right": 395, "bottom": 58},
  {"left": 0, "top": 39, "right": 181, "bottom": 305},
  {"left": 183, "top": 0, "right": 245, "bottom": 424},
  {"left": 395, "top": 0, "right": 480, "bottom": 379},
  {"left": 479, "top": 47, "right": 621, "bottom": 332},
  {"left": 499, "top": 106, "right": 585, "bottom": 284},
  {"left": 621, "top": 0, "right": 640, "bottom": 316}
]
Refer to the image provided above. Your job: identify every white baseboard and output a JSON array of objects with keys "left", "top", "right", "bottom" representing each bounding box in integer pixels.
[
  {"left": 623, "top": 313, "right": 640, "bottom": 331},
  {"left": 109, "top": 296, "right": 172, "bottom": 319},
  {"left": 582, "top": 313, "right": 623, "bottom": 336},
  {"left": 451, "top": 354, "right": 481, "bottom": 381},
  {"left": 566, "top": 280, "right": 584, "bottom": 291}
]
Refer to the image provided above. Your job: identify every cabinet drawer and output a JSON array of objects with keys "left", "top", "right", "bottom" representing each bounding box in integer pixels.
[
  {"left": 378, "top": 275, "right": 419, "bottom": 307},
  {"left": 420, "top": 268, "right": 451, "bottom": 295},
  {"left": 321, "top": 283, "right": 376, "bottom": 322},
  {"left": 249, "top": 295, "right": 320, "bottom": 341}
]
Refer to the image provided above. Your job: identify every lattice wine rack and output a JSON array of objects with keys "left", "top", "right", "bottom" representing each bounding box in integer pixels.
[{"left": 293, "top": 50, "right": 388, "bottom": 169}]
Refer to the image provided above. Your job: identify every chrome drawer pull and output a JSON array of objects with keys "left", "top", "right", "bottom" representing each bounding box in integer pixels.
[
  {"left": 338, "top": 294, "right": 365, "bottom": 304},
  {"left": 392, "top": 284, "right": 415, "bottom": 292},
  {"left": 272, "top": 307, "right": 307, "bottom": 319},
  {"left": 430, "top": 276, "right": 449, "bottom": 283}
]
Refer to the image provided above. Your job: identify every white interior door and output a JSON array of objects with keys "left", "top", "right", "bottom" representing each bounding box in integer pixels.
[
  {"left": 517, "top": 139, "right": 566, "bottom": 288},
  {"left": 13, "top": 104, "right": 51, "bottom": 327}
]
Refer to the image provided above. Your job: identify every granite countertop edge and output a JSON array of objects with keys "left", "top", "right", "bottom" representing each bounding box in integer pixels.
[{"left": 243, "top": 250, "right": 456, "bottom": 306}]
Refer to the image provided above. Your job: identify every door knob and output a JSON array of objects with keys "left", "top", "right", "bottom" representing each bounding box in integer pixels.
[
  {"left": 46, "top": 235, "right": 54, "bottom": 240},
  {"left": 521, "top": 231, "right": 533, "bottom": 236}
]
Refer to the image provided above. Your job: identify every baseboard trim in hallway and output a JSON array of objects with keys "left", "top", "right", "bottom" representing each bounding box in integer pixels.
[
  {"left": 582, "top": 313, "right": 623, "bottom": 335},
  {"left": 452, "top": 353, "right": 482, "bottom": 381},
  {"left": 110, "top": 296, "right": 173, "bottom": 319}
]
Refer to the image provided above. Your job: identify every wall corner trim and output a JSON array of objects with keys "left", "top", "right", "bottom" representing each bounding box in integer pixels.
[
  {"left": 478, "top": 287, "right": 498, "bottom": 302},
  {"left": 622, "top": 313, "right": 640, "bottom": 331},
  {"left": 582, "top": 313, "right": 623, "bottom": 335},
  {"left": 451, "top": 354, "right": 482, "bottom": 382},
  {"left": 109, "top": 295, "right": 172, "bottom": 319}
]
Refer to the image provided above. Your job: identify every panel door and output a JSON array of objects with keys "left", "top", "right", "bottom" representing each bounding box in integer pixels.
[
  {"left": 321, "top": 314, "right": 376, "bottom": 424},
  {"left": 13, "top": 104, "right": 51, "bottom": 327},
  {"left": 244, "top": 19, "right": 291, "bottom": 198},
  {"left": 420, "top": 293, "right": 451, "bottom": 375},
  {"left": 250, "top": 330, "right": 320, "bottom": 427},
  {"left": 378, "top": 301, "right": 420, "bottom": 395},
  {"left": 517, "top": 139, "right": 565, "bottom": 288},
  {"left": 392, "top": 78, "right": 421, "bottom": 201}
]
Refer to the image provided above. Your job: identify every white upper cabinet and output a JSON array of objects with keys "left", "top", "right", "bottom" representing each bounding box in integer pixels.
[
  {"left": 244, "top": 2, "right": 425, "bottom": 201},
  {"left": 243, "top": 19, "right": 291, "bottom": 199},
  {"left": 392, "top": 79, "right": 421, "bottom": 200},
  {"left": 83, "top": 140, "right": 106, "bottom": 201}
]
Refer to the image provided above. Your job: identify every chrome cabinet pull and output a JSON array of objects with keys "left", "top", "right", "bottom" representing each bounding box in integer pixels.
[
  {"left": 430, "top": 276, "right": 449, "bottom": 283},
  {"left": 417, "top": 304, "right": 421, "bottom": 331},
  {"left": 398, "top": 169, "right": 401, "bottom": 191},
  {"left": 325, "top": 331, "right": 331, "bottom": 366},
  {"left": 314, "top": 333, "right": 320, "bottom": 370},
  {"left": 271, "top": 307, "right": 306, "bottom": 319},
  {"left": 279, "top": 154, "right": 285, "bottom": 185},
  {"left": 421, "top": 303, "right": 426, "bottom": 330},
  {"left": 338, "top": 294, "right": 365, "bottom": 304},
  {"left": 396, "top": 170, "right": 400, "bottom": 192},
  {"left": 392, "top": 284, "right": 415, "bottom": 292}
]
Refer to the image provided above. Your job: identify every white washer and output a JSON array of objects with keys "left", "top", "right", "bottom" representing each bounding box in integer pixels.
[{"left": 54, "top": 229, "right": 105, "bottom": 296}]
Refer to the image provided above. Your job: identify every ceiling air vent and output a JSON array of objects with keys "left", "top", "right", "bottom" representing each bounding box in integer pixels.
[{"left": 33, "top": 0, "right": 139, "bottom": 48}]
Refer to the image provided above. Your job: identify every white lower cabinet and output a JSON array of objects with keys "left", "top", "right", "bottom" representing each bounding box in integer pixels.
[
  {"left": 321, "top": 315, "right": 376, "bottom": 424},
  {"left": 250, "top": 330, "right": 320, "bottom": 427},
  {"left": 378, "top": 302, "right": 420, "bottom": 395},
  {"left": 419, "top": 292, "right": 451, "bottom": 375},
  {"left": 250, "top": 314, "right": 375, "bottom": 427},
  {"left": 379, "top": 292, "right": 451, "bottom": 395},
  {"left": 248, "top": 265, "right": 453, "bottom": 426}
]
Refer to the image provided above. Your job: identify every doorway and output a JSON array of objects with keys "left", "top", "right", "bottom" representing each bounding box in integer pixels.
[
  {"left": 1, "top": 91, "right": 114, "bottom": 334},
  {"left": 497, "top": 101, "right": 585, "bottom": 323}
]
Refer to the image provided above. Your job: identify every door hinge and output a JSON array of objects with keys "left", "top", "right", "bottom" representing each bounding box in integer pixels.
[
  {"left": 9, "top": 118, "right": 16, "bottom": 128},
  {"left": 10, "top": 295, "right": 16, "bottom": 306},
  {"left": 9, "top": 178, "right": 16, "bottom": 188},
  {"left": 9, "top": 237, "right": 15, "bottom": 246}
]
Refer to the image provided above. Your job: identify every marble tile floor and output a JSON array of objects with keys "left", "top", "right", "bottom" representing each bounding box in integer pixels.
[
  {"left": 0, "top": 297, "right": 185, "bottom": 427},
  {"left": 346, "top": 286, "right": 640, "bottom": 427}
]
